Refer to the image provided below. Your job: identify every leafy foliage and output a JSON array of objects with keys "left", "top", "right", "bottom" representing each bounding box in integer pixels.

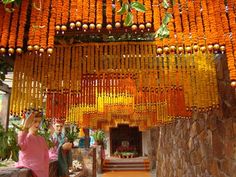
[
  {"left": 1, "top": 0, "right": 21, "bottom": 5},
  {"left": 117, "top": 0, "right": 175, "bottom": 39},
  {"left": 117, "top": 1, "right": 146, "bottom": 27},
  {"left": 0, "top": 124, "right": 19, "bottom": 162},
  {"left": 130, "top": 2, "right": 145, "bottom": 12},
  {"left": 65, "top": 125, "right": 80, "bottom": 143},
  {"left": 38, "top": 119, "right": 54, "bottom": 148},
  {"left": 92, "top": 130, "right": 106, "bottom": 148},
  {"left": 0, "top": 57, "right": 12, "bottom": 85},
  {"left": 155, "top": 12, "right": 172, "bottom": 39}
]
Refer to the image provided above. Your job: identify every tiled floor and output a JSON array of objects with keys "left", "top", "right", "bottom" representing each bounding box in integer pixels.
[{"left": 101, "top": 171, "right": 153, "bottom": 177}]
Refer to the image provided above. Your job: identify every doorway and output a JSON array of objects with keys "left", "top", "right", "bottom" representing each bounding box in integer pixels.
[{"left": 110, "top": 124, "right": 142, "bottom": 156}]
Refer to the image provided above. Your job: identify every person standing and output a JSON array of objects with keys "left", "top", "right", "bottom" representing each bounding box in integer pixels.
[
  {"left": 49, "top": 119, "right": 72, "bottom": 177},
  {"left": 16, "top": 111, "right": 49, "bottom": 177}
]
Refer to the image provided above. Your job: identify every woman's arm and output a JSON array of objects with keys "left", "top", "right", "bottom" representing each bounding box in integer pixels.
[{"left": 18, "top": 131, "right": 28, "bottom": 150}]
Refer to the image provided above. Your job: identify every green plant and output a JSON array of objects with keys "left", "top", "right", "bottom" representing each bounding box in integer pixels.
[
  {"left": 117, "top": 0, "right": 146, "bottom": 27},
  {"left": 0, "top": 124, "right": 19, "bottom": 162},
  {"left": 118, "top": 0, "right": 175, "bottom": 39},
  {"left": 65, "top": 125, "right": 80, "bottom": 143},
  {"left": 38, "top": 119, "right": 54, "bottom": 148},
  {"left": 0, "top": 57, "right": 13, "bottom": 85},
  {"left": 92, "top": 130, "right": 106, "bottom": 147}
]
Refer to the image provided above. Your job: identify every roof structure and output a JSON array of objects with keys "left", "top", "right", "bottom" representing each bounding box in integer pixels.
[{"left": 0, "top": 0, "right": 236, "bottom": 129}]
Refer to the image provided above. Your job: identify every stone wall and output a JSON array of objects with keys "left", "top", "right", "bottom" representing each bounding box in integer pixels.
[
  {"left": 0, "top": 160, "right": 58, "bottom": 177},
  {"left": 153, "top": 54, "right": 236, "bottom": 177}
]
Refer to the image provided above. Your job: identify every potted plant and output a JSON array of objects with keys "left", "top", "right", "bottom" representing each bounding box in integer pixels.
[
  {"left": 91, "top": 130, "right": 106, "bottom": 147},
  {"left": 64, "top": 124, "right": 80, "bottom": 145},
  {"left": 0, "top": 123, "right": 19, "bottom": 164}
]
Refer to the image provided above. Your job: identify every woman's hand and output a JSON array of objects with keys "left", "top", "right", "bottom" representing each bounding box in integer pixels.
[
  {"left": 22, "top": 112, "right": 35, "bottom": 130},
  {"left": 62, "top": 142, "right": 73, "bottom": 150}
]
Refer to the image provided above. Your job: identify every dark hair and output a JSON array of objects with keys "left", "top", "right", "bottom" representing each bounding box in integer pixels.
[{"left": 34, "top": 112, "right": 43, "bottom": 118}]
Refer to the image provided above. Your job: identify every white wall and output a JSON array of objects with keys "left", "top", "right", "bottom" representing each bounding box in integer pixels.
[
  {"left": 142, "top": 130, "right": 150, "bottom": 156},
  {"left": 104, "top": 131, "right": 110, "bottom": 157}
]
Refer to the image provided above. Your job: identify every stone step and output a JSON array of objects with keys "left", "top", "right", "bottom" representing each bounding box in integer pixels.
[
  {"left": 103, "top": 167, "right": 150, "bottom": 171},
  {"left": 104, "top": 163, "right": 149, "bottom": 167},
  {"left": 103, "top": 157, "right": 150, "bottom": 172},
  {"left": 104, "top": 161, "right": 150, "bottom": 164}
]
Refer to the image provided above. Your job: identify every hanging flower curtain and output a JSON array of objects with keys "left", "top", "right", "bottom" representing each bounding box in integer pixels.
[
  {"left": 10, "top": 42, "right": 219, "bottom": 130},
  {"left": 0, "top": 0, "right": 236, "bottom": 84}
]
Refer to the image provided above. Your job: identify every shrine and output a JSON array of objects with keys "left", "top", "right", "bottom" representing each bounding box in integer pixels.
[{"left": 0, "top": 0, "right": 235, "bottom": 177}]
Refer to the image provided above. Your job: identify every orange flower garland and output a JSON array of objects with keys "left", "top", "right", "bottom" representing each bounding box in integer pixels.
[
  {"left": 194, "top": 0, "right": 204, "bottom": 46},
  {"left": 8, "top": 4, "right": 19, "bottom": 50},
  {"left": 219, "top": 0, "right": 236, "bottom": 80},
  {"left": 56, "top": 0, "right": 62, "bottom": 25},
  {"left": 47, "top": 0, "right": 57, "bottom": 48},
  {"left": 130, "top": 0, "right": 137, "bottom": 25},
  {"left": 106, "top": 0, "right": 112, "bottom": 25},
  {"left": 213, "top": 0, "right": 224, "bottom": 45},
  {"left": 48, "top": 0, "right": 57, "bottom": 48},
  {"left": 0, "top": 4, "right": 12, "bottom": 48},
  {"left": 137, "top": 0, "right": 144, "bottom": 25},
  {"left": 187, "top": 0, "right": 197, "bottom": 44},
  {"left": 227, "top": 0, "right": 236, "bottom": 70},
  {"left": 167, "top": 7, "right": 175, "bottom": 45},
  {"left": 40, "top": 0, "right": 50, "bottom": 49},
  {"left": 16, "top": 0, "right": 29, "bottom": 49},
  {"left": 201, "top": 0, "right": 212, "bottom": 45},
  {"left": 180, "top": 0, "right": 190, "bottom": 46},
  {"left": 206, "top": 0, "right": 218, "bottom": 44},
  {"left": 83, "top": 0, "right": 89, "bottom": 23},
  {"left": 70, "top": 0, "right": 77, "bottom": 23},
  {"left": 27, "top": 3, "right": 39, "bottom": 47},
  {"left": 173, "top": 0, "right": 183, "bottom": 46},
  {"left": 144, "top": 0, "right": 152, "bottom": 23},
  {"left": 61, "top": 0, "right": 69, "bottom": 25},
  {"left": 153, "top": 0, "right": 160, "bottom": 30},
  {"left": 115, "top": 0, "right": 121, "bottom": 23},
  {"left": 96, "top": 0, "right": 103, "bottom": 25},
  {"left": 32, "top": 7, "right": 42, "bottom": 48},
  {"left": 89, "top": 0, "right": 95, "bottom": 24},
  {"left": 0, "top": 4, "right": 5, "bottom": 44}
]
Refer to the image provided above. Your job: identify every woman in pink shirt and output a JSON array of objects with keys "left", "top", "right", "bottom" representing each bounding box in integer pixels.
[{"left": 16, "top": 111, "right": 49, "bottom": 177}]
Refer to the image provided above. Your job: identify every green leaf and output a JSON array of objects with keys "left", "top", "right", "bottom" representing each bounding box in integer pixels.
[
  {"left": 117, "top": 2, "right": 129, "bottom": 15},
  {"left": 124, "top": 12, "right": 133, "bottom": 27},
  {"left": 155, "top": 25, "right": 170, "bottom": 39},
  {"left": 162, "top": 0, "right": 170, "bottom": 9},
  {"left": 162, "top": 12, "right": 172, "bottom": 25},
  {"left": 2, "top": 0, "right": 15, "bottom": 5},
  {"left": 130, "top": 2, "right": 146, "bottom": 13}
]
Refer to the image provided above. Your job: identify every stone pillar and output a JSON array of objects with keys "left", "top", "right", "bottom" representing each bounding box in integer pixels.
[
  {"left": 0, "top": 93, "right": 10, "bottom": 129},
  {"left": 154, "top": 54, "right": 236, "bottom": 177}
]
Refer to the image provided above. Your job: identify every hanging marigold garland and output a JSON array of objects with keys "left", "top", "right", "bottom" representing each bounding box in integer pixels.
[
  {"left": 0, "top": 4, "right": 5, "bottom": 41},
  {"left": 194, "top": 0, "right": 205, "bottom": 46},
  {"left": 0, "top": 4, "right": 12, "bottom": 49},
  {"left": 8, "top": 3, "right": 19, "bottom": 54},
  {"left": 39, "top": 0, "right": 50, "bottom": 50},
  {"left": 173, "top": 0, "right": 183, "bottom": 47},
  {"left": 10, "top": 42, "right": 220, "bottom": 130},
  {"left": 188, "top": 0, "right": 197, "bottom": 44},
  {"left": 16, "top": 0, "right": 29, "bottom": 52},
  {"left": 47, "top": 0, "right": 57, "bottom": 50}
]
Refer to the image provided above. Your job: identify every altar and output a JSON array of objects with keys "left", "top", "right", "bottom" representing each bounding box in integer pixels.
[{"left": 109, "top": 124, "right": 142, "bottom": 157}]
